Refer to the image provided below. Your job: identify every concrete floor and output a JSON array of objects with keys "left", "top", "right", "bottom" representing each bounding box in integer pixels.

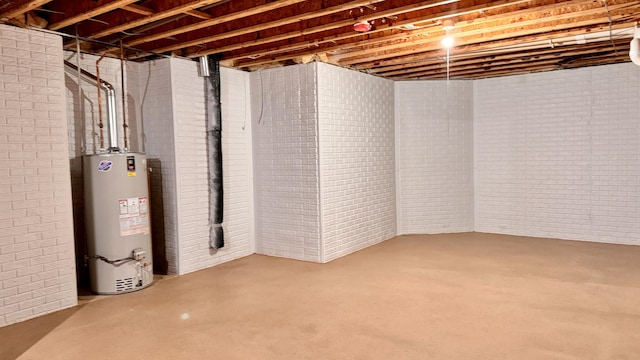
[{"left": 2, "top": 232, "right": 640, "bottom": 360}]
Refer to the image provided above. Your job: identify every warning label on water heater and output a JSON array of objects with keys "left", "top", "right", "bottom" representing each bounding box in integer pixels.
[{"left": 118, "top": 197, "right": 149, "bottom": 236}]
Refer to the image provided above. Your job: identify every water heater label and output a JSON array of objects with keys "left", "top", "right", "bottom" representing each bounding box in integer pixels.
[
  {"left": 119, "top": 197, "right": 149, "bottom": 236},
  {"left": 98, "top": 160, "right": 113, "bottom": 172},
  {"left": 127, "top": 156, "right": 136, "bottom": 177}
]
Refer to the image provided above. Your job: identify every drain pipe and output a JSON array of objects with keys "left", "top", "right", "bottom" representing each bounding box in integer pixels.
[
  {"left": 201, "top": 56, "right": 224, "bottom": 249},
  {"left": 64, "top": 60, "right": 119, "bottom": 152}
]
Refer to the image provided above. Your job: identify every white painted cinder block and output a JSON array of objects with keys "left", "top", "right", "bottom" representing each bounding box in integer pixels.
[
  {"left": 395, "top": 81, "right": 474, "bottom": 234},
  {"left": 137, "top": 58, "right": 179, "bottom": 274},
  {"left": 1, "top": 24, "right": 77, "bottom": 327},
  {"left": 168, "top": 58, "right": 254, "bottom": 274},
  {"left": 251, "top": 64, "right": 322, "bottom": 262},
  {"left": 251, "top": 63, "right": 397, "bottom": 263},
  {"left": 474, "top": 63, "right": 640, "bottom": 245},
  {"left": 317, "top": 63, "right": 396, "bottom": 262}
]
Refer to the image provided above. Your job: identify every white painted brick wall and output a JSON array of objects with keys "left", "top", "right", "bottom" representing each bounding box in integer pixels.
[
  {"left": 474, "top": 63, "right": 640, "bottom": 244},
  {"left": 251, "top": 64, "right": 322, "bottom": 262},
  {"left": 125, "top": 61, "right": 144, "bottom": 152},
  {"left": 168, "top": 58, "right": 254, "bottom": 274},
  {"left": 169, "top": 58, "right": 206, "bottom": 275},
  {"left": 317, "top": 63, "right": 396, "bottom": 262},
  {"left": 220, "top": 67, "right": 256, "bottom": 259},
  {"left": 0, "top": 24, "right": 76, "bottom": 327},
  {"left": 395, "top": 81, "right": 474, "bottom": 234},
  {"left": 137, "top": 59, "right": 179, "bottom": 274}
]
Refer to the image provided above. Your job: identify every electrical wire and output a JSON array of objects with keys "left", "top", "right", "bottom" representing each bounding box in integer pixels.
[
  {"left": 74, "top": 27, "right": 86, "bottom": 154},
  {"left": 602, "top": 0, "right": 618, "bottom": 57},
  {"left": 96, "top": 53, "right": 107, "bottom": 150},
  {"left": 446, "top": 46, "right": 450, "bottom": 82},
  {"left": 257, "top": 71, "right": 265, "bottom": 125},
  {"left": 120, "top": 40, "right": 128, "bottom": 150},
  {"left": 29, "top": 27, "right": 174, "bottom": 60}
]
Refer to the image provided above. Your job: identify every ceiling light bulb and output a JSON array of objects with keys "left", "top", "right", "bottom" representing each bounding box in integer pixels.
[{"left": 441, "top": 36, "right": 455, "bottom": 49}]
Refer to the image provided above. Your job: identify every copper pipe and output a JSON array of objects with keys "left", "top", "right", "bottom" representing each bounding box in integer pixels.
[
  {"left": 120, "top": 40, "right": 128, "bottom": 150},
  {"left": 63, "top": 61, "right": 119, "bottom": 151},
  {"left": 95, "top": 53, "right": 107, "bottom": 150}
]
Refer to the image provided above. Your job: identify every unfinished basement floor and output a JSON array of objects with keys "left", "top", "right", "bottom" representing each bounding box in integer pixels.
[{"left": 2, "top": 233, "right": 640, "bottom": 360}]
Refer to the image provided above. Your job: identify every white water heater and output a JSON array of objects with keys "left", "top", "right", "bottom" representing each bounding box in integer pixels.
[{"left": 84, "top": 153, "right": 153, "bottom": 294}]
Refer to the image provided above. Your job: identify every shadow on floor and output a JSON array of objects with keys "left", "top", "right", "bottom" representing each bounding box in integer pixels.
[{"left": 0, "top": 305, "right": 84, "bottom": 360}]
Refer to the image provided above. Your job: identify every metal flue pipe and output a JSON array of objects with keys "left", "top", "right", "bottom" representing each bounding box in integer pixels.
[{"left": 64, "top": 60, "right": 119, "bottom": 151}]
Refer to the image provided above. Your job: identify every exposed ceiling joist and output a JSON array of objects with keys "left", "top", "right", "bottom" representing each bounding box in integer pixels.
[
  {"left": 48, "top": 0, "right": 139, "bottom": 30},
  {"left": 221, "top": 0, "right": 532, "bottom": 66},
  {"left": 85, "top": 0, "right": 224, "bottom": 40},
  {"left": 124, "top": 0, "right": 309, "bottom": 48},
  {"left": 145, "top": 0, "right": 387, "bottom": 55},
  {"left": 0, "top": 0, "right": 52, "bottom": 21},
  {"left": 0, "top": 0, "right": 637, "bottom": 80}
]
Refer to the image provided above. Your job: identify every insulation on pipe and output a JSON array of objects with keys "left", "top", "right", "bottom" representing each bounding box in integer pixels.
[{"left": 204, "top": 56, "right": 224, "bottom": 249}]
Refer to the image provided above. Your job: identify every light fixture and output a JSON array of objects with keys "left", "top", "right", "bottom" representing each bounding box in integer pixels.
[
  {"left": 441, "top": 19, "right": 456, "bottom": 49},
  {"left": 354, "top": 21, "right": 372, "bottom": 32},
  {"left": 441, "top": 36, "right": 455, "bottom": 49}
]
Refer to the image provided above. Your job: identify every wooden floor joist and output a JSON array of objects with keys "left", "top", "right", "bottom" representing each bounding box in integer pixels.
[
  {"left": 0, "top": 0, "right": 52, "bottom": 21},
  {"left": 225, "top": 0, "right": 533, "bottom": 67},
  {"left": 1, "top": 0, "right": 637, "bottom": 79}
]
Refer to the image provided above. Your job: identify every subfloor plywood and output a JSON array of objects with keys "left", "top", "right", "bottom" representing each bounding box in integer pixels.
[{"left": 2, "top": 232, "right": 640, "bottom": 359}]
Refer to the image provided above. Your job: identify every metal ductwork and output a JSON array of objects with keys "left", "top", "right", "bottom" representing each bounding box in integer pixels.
[{"left": 63, "top": 60, "right": 119, "bottom": 151}]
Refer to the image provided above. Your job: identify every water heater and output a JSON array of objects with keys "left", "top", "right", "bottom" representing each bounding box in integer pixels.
[{"left": 84, "top": 153, "right": 153, "bottom": 294}]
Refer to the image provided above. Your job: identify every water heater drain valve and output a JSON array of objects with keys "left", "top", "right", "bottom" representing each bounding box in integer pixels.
[{"left": 132, "top": 248, "right": 147, "bottom": 261}]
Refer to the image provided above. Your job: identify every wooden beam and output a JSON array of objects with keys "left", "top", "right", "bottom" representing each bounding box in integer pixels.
[
  {"left": 227, "top": 0, "right": 532, "bottom": 67},
  {"left": 355, "top": 21, "right": 635, "bottom": 70},
  {"left": 174, "top": 0, "right": 468, "bottom": 58},
  {"left": 337, "top": 3, "right": 636, "bottom": 66},
  {"left": 146, "top": 0, "right": 413, "bottom": 55},
  {"left": 122, "top": 4, "right": 154, "bottom": 16},
  {"left": 400, "top": 52, "right": 630, "bottom": 79},
  {"left": 125, "top": 0, "right": 309, "bottom": 48},
  {"left": 86, "top": 0, "right": 223, "bottom": 39},
  {"left": 0, "top": 0, "right": 52, "bottom": 21},
  {"left": 185, "top": 10, "right": 212, "bottom": 20},
  {"left": 376, "top": 39, "right": 630, "bottom": 76},
  {"left": 48, "top": 0, "right": 139, "bottom": 30},
  {"left": 394, "top": 42, "right": 628, "bottom": 78}
]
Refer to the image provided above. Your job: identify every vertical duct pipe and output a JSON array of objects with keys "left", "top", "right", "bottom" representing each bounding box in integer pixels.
[
  {"left": 64, "top": 60, "right": 119, "bottom": 152},
  {"left": 203, "top": 56, "right": 224, "bottom": 249}
]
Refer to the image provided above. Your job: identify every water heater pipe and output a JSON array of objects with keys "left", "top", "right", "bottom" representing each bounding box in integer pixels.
[
  {"left": 95, "top": 54, "right": 107, "bottom": 150},
  {"left": 64, "top": 60, "right": 119, "bottom": 152},
  {"left": 203, "top": 55, "right": 224, "bottom": 250},
  {"left": 630, "top": 25, "right": 640, "bottom": 66}
]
